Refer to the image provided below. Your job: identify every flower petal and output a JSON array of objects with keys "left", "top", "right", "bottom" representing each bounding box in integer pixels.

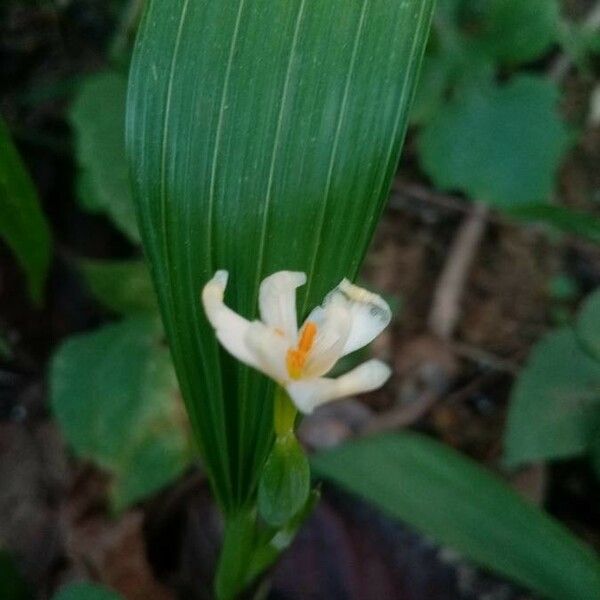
[
  {"left": 301, "top": 302, "right": 352, "bottom": 378},
  {"left": 324, "top": 279, "right": 391, "bottom": 355},
  {"left": 286, "top": 359, "right": 391, "bottom": 414},
  {"left": 245, "top": 321, "right": 290, "bottom": 383},
  {"left": 201, "top": 270, "right": 261, "bottom": 369},
  {"left": 259, "top": 271, "right": 306, "bottom": 341}
]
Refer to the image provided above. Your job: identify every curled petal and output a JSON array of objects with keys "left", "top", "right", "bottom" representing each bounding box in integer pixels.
[
  {"left": 286, "top": 359, "right": 391, "bottom": 414},
  {"left": 301, "top": 302, "right": 352, "bottom": 378},
  {"left": 259, "top": 271, "right": 306, "bottom": 341},
  {"left": 324, "top": 279, "right": 391, "bottom": 355},
  {"left": 201, "top": 270, "right": 260, "bottom": 369},
  {"left": 245, "top": 321, "right": 290, "bottom": 383}
]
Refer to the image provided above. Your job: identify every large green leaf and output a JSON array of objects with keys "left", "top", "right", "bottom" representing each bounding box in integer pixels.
[
  {"left": 418, "top": 76, "right": 571, "bottom": 209},
  {"left": 312, "top": 432, "right": 600, "bottom": 600},
  {"left": 126, "top": 0, "right": 434, "bottom": 511},
  {"left": 504, "top": 328, "right": 600, "bottom": 466},
  {"left": 70, "top": 72, "right": 139, "bottom": 242},
  {"left": 0, "top": 116, "right": 52, "bottom": 303},
  {"left": 51, "top": 317, "right": 191, "bottom": 510}
]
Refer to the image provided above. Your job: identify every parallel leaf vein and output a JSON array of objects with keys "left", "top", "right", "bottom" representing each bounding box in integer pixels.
[{"left": 301, "top": 0, "right": 369, "bottom": 313}]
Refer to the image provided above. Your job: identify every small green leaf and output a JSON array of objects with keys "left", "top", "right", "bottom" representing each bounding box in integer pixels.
[
  {"left": 79, "top": 259, "right": 157, "bottom": 315},
  {"left": 504, "top": 328, "right": 600, "bottom": 466},
  {"left": 576, "top": 288, "right": 600, "bottom": 362},
  {"left": 51, "top": 317, "right": 190, "bottom": 510},
  {"left": 507, "top": 204, "right": 600, "bottom": 244},
  {"left": 418, "top": 76, "right": 571, "bottom": 208},
  {"left": 112, "top": 433, "right": 190, "bottom": 511},
  {"left": 70, "top": 72, "right": 139, "bottom": 242},
  {"left": 258, "top": 435, "right": 310, "bottom": 528},
  {"left": 313, "top": 432, "right": 600, "bottom": 600},
  {"left": 472, "top": 0, "right": 560, "bottom": 65},
  {"left": 52, "top": 583, "right": 123, "bottom": 600},
  {"left": 0, "top": 116, "right": 52, "bottom": 303}
]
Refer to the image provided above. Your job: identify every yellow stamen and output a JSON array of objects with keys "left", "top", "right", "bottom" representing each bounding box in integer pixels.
[{"left": 286, "top": 321, "right": 317, "bottom": 379}]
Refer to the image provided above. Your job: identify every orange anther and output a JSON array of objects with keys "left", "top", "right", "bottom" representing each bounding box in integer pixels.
[
  {"left": 298, "top": 321, "right": 317, "bottom": 353},
  {"left": 286, "top": 321, "right": 318, "bottom": 379}
]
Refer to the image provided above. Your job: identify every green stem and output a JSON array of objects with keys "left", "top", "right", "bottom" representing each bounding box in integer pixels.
[
  {"left": 215, "top": 509, "right": 257, "bottom": 600},
  {"left": 273, "top": 385, "right": 297, "bottom": 437},
  {"left": 215, "top": 388, "right": 303, "bottom": 599}
]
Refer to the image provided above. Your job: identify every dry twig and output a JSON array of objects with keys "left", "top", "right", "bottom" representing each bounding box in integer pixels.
[{"left": 428, "top": 202, "right": 489, "bottom": 339}]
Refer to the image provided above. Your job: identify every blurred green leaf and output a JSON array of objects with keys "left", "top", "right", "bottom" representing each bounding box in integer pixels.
[
  {"left": 576, "top": 288, "right": 600, "bottom": 362},
  {"left": 0, "top": 116, "right": 52, "bottom": 303},
  {"left": 127, "top": 0, "right": 434, "bottom": 511},
  {"left": 472, "top": 0, "right": 560, "bottom": 65},
  {"left": 51, "top": 317, "right": 191, "bottom": 510},
  {"left": 313, "top": 432, "right": 600, "bottom": 600},
  {"left": 410, "top": 46, "right": 494, "bottom": 126},
  {"left": 258, "top": 435, "right": 310, "bottom": 527},
  {"left": 79, "top": 259, "right": 157, "bottom": 315},
  {"left": 53, "top": 583, "right": 123, "bottom": 600},
  {"left": 549, "top": 274, "right": 579, "bottom": 303},
  {"left": 410, "top": 52, "right": 455, "bottom": 126},
  {"left": 504, "top": 328, "right": 600, "bottom": 466},
  {"left": 70, "top": 72, "right": 139, "bottom": 242},
  {"left": 507, "top": 204, "right": 600, "bottom": 244},
  {"left": 418, "top": 76, "right": 571, "bottom": 208},
  {"left": 0, "top": 550, "right": 29, "bottom": 600}
]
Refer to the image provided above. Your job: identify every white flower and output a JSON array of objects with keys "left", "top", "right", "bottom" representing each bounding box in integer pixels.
[{"left": 202, "top": 270, "right": 392, "bottom": 414}]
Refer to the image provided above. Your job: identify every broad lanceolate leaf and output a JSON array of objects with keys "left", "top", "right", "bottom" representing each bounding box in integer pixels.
[
  {"left": 312, "top": 432, "right": 600, "bottom": 600},
  {"left": 51, "top": 317, "right": 191, "bottom": 510},
  {"left": 418, "top": 76, "right": 571, "bottom": 209},
  {"left": 127, "top": 0, "right": 434, "bottom": 511},
  {"left": 0, "top": 117, "right": 52, "bottom": 303},
  {"left": 504, "top": 328, "right": 600, "bottom": 467},
  {"left": 53, "top": 583, "right": 124, "bottom": 600},
  {"left": 79, "top": 258, "right": 157, "bottom": 315},
  {"left": 70, "top": 72, "right": 139, "bottom": 242}
]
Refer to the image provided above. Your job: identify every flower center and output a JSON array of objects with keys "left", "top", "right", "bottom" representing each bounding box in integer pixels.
[{"left": 286, "top": 321, "right": 317, "bottom": 380}]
